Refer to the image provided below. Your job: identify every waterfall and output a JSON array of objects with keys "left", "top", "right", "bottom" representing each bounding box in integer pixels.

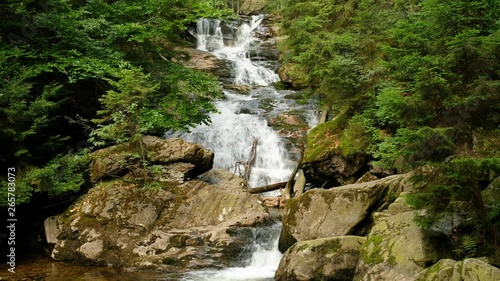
[
  {"left": 167, "top": 15, "right": 316, "bottom": 281},
  {"left": 196, "top": 16, "right": 279, "bottom": 86},
  {"left": 181, "top": 223, "right": 282, "bottom": 281},
  {"left": 169, "top": 16, "right": 293, "bottom": 188}
]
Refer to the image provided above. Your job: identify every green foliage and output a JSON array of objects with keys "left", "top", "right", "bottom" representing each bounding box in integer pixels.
[
  {"left": 376, "top": 127, "right": 455, "bottom": 172},
  {"left": 0, "top": 0, "right": 229, "bottom": 203},
  {"left": 91, "top": 66, "right": 159, "bottom": 146},
  {"left": 0, "top": 149, "right": 90, "bottom": 207},
  {"left": 453, "top": 234, "right": 478, "bottom": 258}
]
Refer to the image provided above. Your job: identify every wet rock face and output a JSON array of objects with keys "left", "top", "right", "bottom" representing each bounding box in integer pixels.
[
  {"left": 275, "top": 236, "right": 366, "bottom": 281},
  {"left": 49, "top": 137, "right": 272, "bottom": 271},
  {"left": 279, "top": 175, "right": 406, "bottom": 253}
]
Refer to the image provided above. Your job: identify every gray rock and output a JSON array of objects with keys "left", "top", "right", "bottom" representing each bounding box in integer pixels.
[
  {"left": 275, "top": 236, "right": 366, "bottom": 281},
  {"left": 51, "top": 169, "right": 270, "bottom": 271},
  {"left": 44, "top": 216, "right": 61, "bottom": 244},
  {"left": 78, "top": 239, "right": 103, "bottom": 260},
  {"left": 415, "top": 258, "right": 500, "bottom": 281},
  {"left": 482, "top": 176, "right": 500, "bottom": 208},
  {"left": 354, "top": 195, "right": 452, "bottom": 281},
  {"left": 279, "top": 175, "right": 406, "bottom": 252},
  {"left": 90, "top": 136, "right": 214, "bottom": 183}
]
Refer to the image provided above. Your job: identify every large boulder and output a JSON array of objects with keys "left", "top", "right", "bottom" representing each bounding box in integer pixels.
[
  {"left": 275, "top": 236, "right": 366, "bottom": 281},
  {"left": 52, "top": 138, "right": 272, "bottom": 271},
  {"left": 277, "top": 63, "right": 308, "bottom": 89},
  {"left": 90, "top": 136, "right": 214, "bottom": 183},
  {"left": 482, "top": 176, "right": 500, "bottom": 209},
  {"left": 415, "top": 258, "right": 500, "bottom": 281},
  {"left": 50, "top": 169, "right": 271, "bottom": 271},
  {"left": 174, "top": 48, "right": 232, "bottom": 79},
  {"left": 239, "top": 0, "right": 266, "bottom": 15},
  {"left": 279, "top": 175, "right": 407, "bottom": 252},
  {"left": 354, "top": 194, "right": 453, "bottom": 281},
  {"left": 302, "top": 118, "right": 368, "bottom": 187}
]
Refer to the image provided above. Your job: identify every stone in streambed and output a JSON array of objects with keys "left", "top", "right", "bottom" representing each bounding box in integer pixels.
[{"left": 275, "top": 236, "right": 366, "bottom": 281}]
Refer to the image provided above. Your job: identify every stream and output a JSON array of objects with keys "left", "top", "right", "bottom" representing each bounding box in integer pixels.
[{"left": 168, "top": 15, "right": 317, "bottom": 281}]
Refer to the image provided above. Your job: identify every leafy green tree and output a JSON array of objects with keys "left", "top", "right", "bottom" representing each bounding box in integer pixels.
[{"left": 0, "top": 0, "right": 229, "bottom": 205}]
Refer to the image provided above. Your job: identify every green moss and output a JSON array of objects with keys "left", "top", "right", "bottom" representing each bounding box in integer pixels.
[
  {"left": 362, "top": 235, "right": 385, "bottom": 265},
  {"left": 311, "top": 238, "right": 342, "bottom": 255},
  {"left": 79, "top": 215, "right": 101, "bottom": 226},
  {"left": 303, "top": 115, "right": 347, "bottom": 162},
  {"left": 297, "top": 243, "right": 310, "bottom": 252}
]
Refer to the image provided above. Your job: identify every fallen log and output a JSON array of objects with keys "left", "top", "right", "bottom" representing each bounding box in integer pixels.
[{"left": 248, "top": 181, "right": 287, "bottom": 194}]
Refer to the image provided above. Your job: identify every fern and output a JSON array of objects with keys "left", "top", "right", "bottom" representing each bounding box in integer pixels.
[
  {"left": 487, "top": 206, "right": 500, "bottom": 223},
  {"left": 461, "top": 235, "right": 478, "bottom": 258}
]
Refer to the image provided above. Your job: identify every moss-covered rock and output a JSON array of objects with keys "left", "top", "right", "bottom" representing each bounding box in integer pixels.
[
  {"left": 277, "top": 63, "right": 309, "bottom": 89},
  {"left": 240, "top": 0, "right": 266, "bottom": 15},
  {"left": 275, "top": 236, "right": 366, "bottom": 281},
  {"left": 90, "top": 136, "right": 214, "bottom": 183},
  {"left": 302, "top": 117, "right": 369, "bottom": 186},
  {"left": 51, "top": 138, "right": 270, "bottom": 271},
  {"left": 415, "top": 258, "right": 500, "bottom": 281},
  {"left": 482, "top": 176, "right": 500, "bottom": 209},
  {"left": 354, "top": 194, "right": 453, "bottom": 281},
  {"left": 279, "top": 175, "right": 407, "bottom": 252}
]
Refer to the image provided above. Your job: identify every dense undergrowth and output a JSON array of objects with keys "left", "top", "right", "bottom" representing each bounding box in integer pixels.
[{"left": 274, "top": 0, "right": 500, "bottom": 261}]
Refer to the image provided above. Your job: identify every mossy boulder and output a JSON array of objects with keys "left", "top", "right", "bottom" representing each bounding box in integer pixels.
[
  {"left": 51, "top": 170, "right": 270, "bottom": 271},
  {"left": 277, "top": 63, "right": 309, "bottom": 89},
  {"left": 90, "top": 136, "right": 214, "bottom": 183},
  {"left": 279, "top": 175, "right": 407, "bottom": 252},
  {"left": 275, "top": 236, "right": 366, "bottom": 281},
  {"left": 302, "top": 117, "right": 368, "bottom": 187},
  {"left": 51, "top": 138, "right": 271, "bottom": 271},
  {"left": 175, "top": 47, "right": 233, "bottom": 79},
  {"left": 239, "top": 0, "right": 266, "bottom": 15},
  {"left": 415, "top": 258, "right": 500, "bottom": 281},
  {"left": 354, "top": 194, "right": 453, "bottom": 281},
  {"left": 482, "top": 176, "right": 500, "bottom": 209}
]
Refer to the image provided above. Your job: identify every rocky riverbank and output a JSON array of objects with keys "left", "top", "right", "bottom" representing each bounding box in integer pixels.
[{"left": 45, "top": 136, "right": 276, "bottom": 272}]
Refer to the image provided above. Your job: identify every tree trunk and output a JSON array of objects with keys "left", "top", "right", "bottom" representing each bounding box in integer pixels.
[
  {"left": 293, "top": 169, "right": 307, "bottom": 197},
  {"left": 245, "top": 138, "right": 258, "bottom": 182},
  {"left": 248, "top": 181, "right": 287, "bottom": 194},
  {"left": 281, "top": 146, "right": 305, "bottom": 203}
]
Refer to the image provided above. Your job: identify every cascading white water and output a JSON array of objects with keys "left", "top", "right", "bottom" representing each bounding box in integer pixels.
[
  {"left": 169, "top": 15, "right": 310, "bottom": 281},
  {"left": 181, "top": 223, "right": 282, "bottom": 281},
  {"left": 172, "top": 16, "right": 293, "bottom": 188},
  {"left": 196, "top": 16, "right": 279, "bottom": 85}
]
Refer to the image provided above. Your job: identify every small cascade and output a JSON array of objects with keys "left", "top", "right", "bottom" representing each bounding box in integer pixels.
[
  {"left": 196, "top": 16, "right": 279, "bottom": 85},
  {"left": 170, "top": 91, "right": 291, "bottom": 187},
  {"left": 181, "top": 223, "right": 282, "bottom": 281},
  {"left": 196, "top": 18, "right": 224, "bottom": 51}
]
